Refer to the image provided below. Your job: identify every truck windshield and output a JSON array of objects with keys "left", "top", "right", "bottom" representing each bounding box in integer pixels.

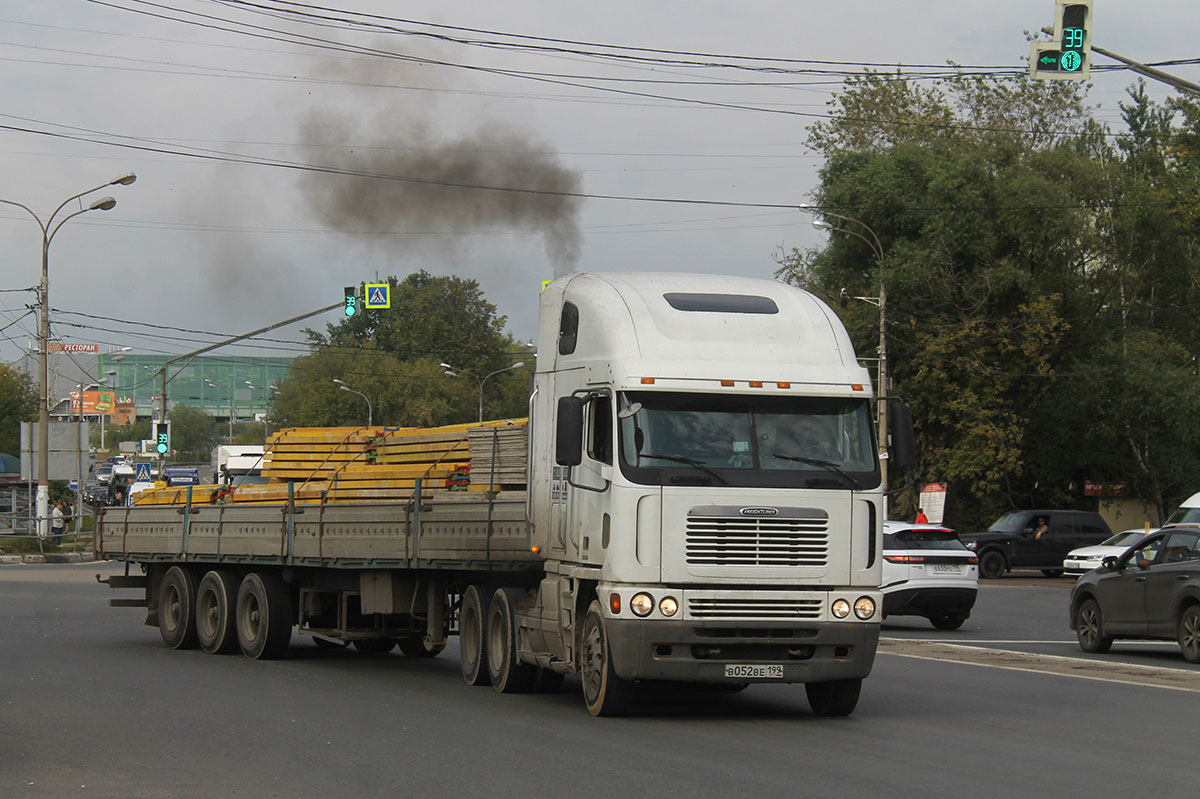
[{"left": 617, "top": 391, "right": 879, "bottom": 489}]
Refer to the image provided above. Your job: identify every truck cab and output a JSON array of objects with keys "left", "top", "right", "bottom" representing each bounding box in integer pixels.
[{"left": 524, "top": 272, "right": 910, "bottom": 714}]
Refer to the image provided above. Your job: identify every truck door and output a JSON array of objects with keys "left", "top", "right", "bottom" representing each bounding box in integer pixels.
[{"left": 564, "top": 394, "right": 613, "bottom": 564}]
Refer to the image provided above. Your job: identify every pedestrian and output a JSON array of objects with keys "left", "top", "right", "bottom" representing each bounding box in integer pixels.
[
  {"left": 915, "top": 508, "right": 929, "bottom": 524},
  {"left": 50, "top": 501, "right": 66, "bottom": 546}
]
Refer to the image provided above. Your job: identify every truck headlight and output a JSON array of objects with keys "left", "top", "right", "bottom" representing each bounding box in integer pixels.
[
  {"left": 832, "top": 599, "right": 851, "bottom": 619},
  {"left": 853, "top": 596, "right": 877, "bottom": 620},
  {"left": 659, "top": 596, "right": 679, "bottom": 617},
  {"left": 630, "top": 593, "right": 654, "bottom": 617}
]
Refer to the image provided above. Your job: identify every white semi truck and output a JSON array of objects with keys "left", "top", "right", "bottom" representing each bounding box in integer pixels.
[{"left": 98, "top": 272, "right": 914, "bottom": 716}]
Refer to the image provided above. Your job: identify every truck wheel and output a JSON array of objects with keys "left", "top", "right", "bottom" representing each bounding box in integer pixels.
[
  {"left": 979, "top": 550, "right": 1006, "bottom": 579},
  {"left": 487, "top": 587, "right": 536, "bottom": 693},
  {"left": 195, "top": 570, "right": 240, "bottom": 654},
  {"left": 353, "top": 638, "right": 397, "bottom": 655},
  {"left": 805, "top": 678, "right": 861, "bottom": 717},
  {"left": 158, "top": 566, "right": 199, "bottom": 650},
  {"left": 581, "top": 599, "right": 634, "bottom": 716},
  {"left": 459, "top": 585, "right": 490, "bottom": 686},
  {"left": 236, "top": 572, "right": 293, "bottom": 660},
  {"left": 1074, "top": 598, "right": 1113, "bottom": 654}
]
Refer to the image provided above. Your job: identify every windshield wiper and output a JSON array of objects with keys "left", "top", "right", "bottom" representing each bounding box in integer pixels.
[
  {"left": 773, "top": 453, "right": 861, "bottom": 489},
  {"left": 639, "top": 453, "right": 729, "bottom": 485}
]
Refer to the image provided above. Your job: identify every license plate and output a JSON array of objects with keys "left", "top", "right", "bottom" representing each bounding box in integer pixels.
[
  {"left": 932, "top": 564, "right": 963, "bottom": 574},
  {"left": 724, "top": 664, "right": 783, "bottom": 679}
]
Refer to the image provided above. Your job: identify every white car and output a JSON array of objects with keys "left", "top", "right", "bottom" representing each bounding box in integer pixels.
[
  {"left": 1063, "top": 529, "right": 1155, "bottom": 576},
  {"left": 882, "top": 521, "right": 979, "bottom": 630}
]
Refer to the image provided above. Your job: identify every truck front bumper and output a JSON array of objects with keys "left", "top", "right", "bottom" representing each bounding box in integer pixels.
[{"left": 604, "top": 618, "right": 879, "bottom": 684}]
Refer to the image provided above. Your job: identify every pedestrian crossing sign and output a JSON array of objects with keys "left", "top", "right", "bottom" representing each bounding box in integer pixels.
[
  {"left": 364, "top": 283, "right": 391, "bottom": 309},
  {"left": 135, "top": 462, "right": 152, "bottom": 481}
]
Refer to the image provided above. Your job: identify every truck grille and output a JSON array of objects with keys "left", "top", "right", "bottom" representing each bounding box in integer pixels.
[
  {"left": 685, "top": 516, "right": 828, "bottom": 566},
  {"left": 688, "top": 596, "right": 824, "bottom": 620}
]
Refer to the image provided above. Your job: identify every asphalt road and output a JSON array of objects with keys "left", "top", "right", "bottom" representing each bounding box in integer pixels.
[{"left": 2, "top": 563, "right": 1196, "bottom": 798}]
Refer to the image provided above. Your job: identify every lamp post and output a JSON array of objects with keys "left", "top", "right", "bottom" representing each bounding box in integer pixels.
[
  {"left": 333, "top": 379, "right": 372, "bottom": 427},
  {"left": 204, "top": 379, "right": 235, "bottom": 442},
  {"left": 802, "top": 205, "right": 890, "bottom": 492},
  {"left": 440, "top": 362, "right": 525, "bottom": 423},
  {"left": 1, "top": 173, "right": 136, "bottom": 539}
]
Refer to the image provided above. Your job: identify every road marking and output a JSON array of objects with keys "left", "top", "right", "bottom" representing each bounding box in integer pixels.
[
  {"left": 891, "top": 638, "right": 1178, "bottom": 647},
  {"left": 878, "top": 638, "right": 1200, "bottom": 693}
]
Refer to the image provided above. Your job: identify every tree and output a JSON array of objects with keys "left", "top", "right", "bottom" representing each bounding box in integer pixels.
[
  {"left": 779, "top": 73, "right": 1200, "bottom": 527},
  {"left": 274, "top": 272, "right": 534, "bottom": 429},
  {"left": 168, "top": 405, "right": 219, "bottom": 457},
  {"left": 0, "top": 363, "right": 36, "bottom": 457}
]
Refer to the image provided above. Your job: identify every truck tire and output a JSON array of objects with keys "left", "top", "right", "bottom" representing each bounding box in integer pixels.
[
  {"left": 353, "top": 638, "right": 397, "bottom": 655},
  {"left": 236, "top": 572, "right": 293, "bottom": 660},
  {"left": 397, "top": 637, "right": 445, "bottom": 658},
  {"left": 979, "top": 550, "right": 1006, "bottom": 579},
  {"left": 487, "top": 587, "right": 536, "bottom": 693},
  {"left": 158, "top": 566, "right": 199, "bottom": 650},
  {"left": 805, "top": 678, "right": 861, "bottom": 717},
  {"left": 581, "top": 599, "right": 634, "bottom": 716},
  {"left": 195, "top": 570, "right": 240, "bottom": 654},
  {"left": 459, "top": 585, "right": 490, "bottom": 686}
]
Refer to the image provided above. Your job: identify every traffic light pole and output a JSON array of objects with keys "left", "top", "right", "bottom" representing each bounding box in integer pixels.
[
  {"left": 154, "top": 301, "right": 341, "bottom": 478},
  {"left": 1091, "top": 45, "right": 1200, "bottom": 98}
]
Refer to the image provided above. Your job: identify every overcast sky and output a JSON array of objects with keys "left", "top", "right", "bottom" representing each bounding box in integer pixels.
[{"left": 2, "top": 0, "right": 1196, "bottom": 371}]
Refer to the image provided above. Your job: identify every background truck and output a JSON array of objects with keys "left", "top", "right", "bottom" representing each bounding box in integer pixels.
[
  {"left": 210, "top": 445, "right": 267, "bottom": 487},
  {"left": 98, "top": 271, "right": 914, "bottom": 717}
]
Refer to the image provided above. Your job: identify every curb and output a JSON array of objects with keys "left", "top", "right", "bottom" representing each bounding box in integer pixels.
[{"left": 0, "top": 553, "right": 98, "bottom": 565}]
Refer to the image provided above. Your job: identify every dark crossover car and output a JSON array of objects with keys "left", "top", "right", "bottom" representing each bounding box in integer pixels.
[
  {"left": 959, "top": 510, "right": 1112, "bottom": 579},
  {"left": 881, "top": 522, "right": 978, "bottom": 630},
  {"left": 1070, "top": 525, "right": 1200, "bottom": 662}
]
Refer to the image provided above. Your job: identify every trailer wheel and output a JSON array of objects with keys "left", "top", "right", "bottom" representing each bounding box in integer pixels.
[
  {"left": 581, "top": 599, "right": 634, "bottom": 716},
  {"left": 353, "top": 638, "right": 397, "bottom": 655},
  {"left": 195, "top": 570, "right": 240, "bottom": 654},
  {"left": 805, "top": 678, "right": 862, "bottom": 717},
  {"left": 236, "top": 572, "right": 292, "bottom": 660},
  {"left": 487, "top": 587, "right": 536, "bottom": 693},
  {"left": 459, "top": 585, "right": 490, "bottom": 686},
  {"left": 158, "top": 566, "right": 199, "bottom": 650}
]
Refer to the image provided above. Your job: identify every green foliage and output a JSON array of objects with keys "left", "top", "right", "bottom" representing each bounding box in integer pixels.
[
  {"left": 168, "top": 405, "right": 219, "bottom": 456},
  {"left": 275, "top": 272, "right": 533, "bottom": 428},
  {"left": 781, "top": 73, "right": 1200, "bottom": 527},
  {"left": 0, "top": 362, "right": 37, "bottom": 457}
]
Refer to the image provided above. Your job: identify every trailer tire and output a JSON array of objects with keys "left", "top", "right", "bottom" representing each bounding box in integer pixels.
[
  {"left": 487, "top": 587, "right": 536, "bottom": 693},
  {"left": 236, "top": 572, "right": 292, "bottom": 660},
  {"left": 158, "top": 566, "right": 199, "bottom": 650},
  {"left": 353, "top": 638, "right": 397, "bottom": 655},
  {"left": 581, "top": 599, "right": 634, "bottom": 716},
  {"left": 805, "top": 678, "right": 862, "bottom": 717},
  {"left": 459, "top": 585, "right": 490, "bottom": 686},
  {"left": 195, "top": 570, "right": 240, "bottom": 654}
]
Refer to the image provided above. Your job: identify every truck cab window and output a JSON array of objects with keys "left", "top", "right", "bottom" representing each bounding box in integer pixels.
[
  {"left": 587, "top": 395, "right": 612, "bottom": 464},
  {"left": 558, "top": 301, "right": 579, "bottom": 355}
]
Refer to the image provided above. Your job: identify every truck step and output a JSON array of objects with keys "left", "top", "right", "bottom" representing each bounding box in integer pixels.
[{"left": 109, "top": 598, "right": 148, "bottom": 608}]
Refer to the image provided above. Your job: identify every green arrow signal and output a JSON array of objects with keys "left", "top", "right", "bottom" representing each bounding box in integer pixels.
[{"left": 1039, "top": 55, "right": 1058, "bottom": 65}]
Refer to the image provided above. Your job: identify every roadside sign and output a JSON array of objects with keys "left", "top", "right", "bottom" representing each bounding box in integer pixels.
[
  {"left": 135, "top": 462, "right": 152, "bottom": 482},
  {"left": 364, "top": 283, "right": 391, "bottom": 309}
]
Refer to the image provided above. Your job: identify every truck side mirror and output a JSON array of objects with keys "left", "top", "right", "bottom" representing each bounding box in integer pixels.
[
  {"left": 556, "top": 396, "right": 585, "bottom": 466},
  {"left": 889, "top": 400, "right": 916, "bottom": 470}
]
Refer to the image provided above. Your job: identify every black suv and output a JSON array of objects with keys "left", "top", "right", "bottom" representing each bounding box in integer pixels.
[{"left": 959, "top": 510, "right": 1112, "bottom": 578}]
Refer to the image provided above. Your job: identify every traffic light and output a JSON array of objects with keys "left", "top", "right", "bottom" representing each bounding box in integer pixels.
[
  {"left": 344, "top": 285, "right": 359, "bottom": 317},
  {"left": 151, "top": 420, "right": 170, "bottom": 457},
  {"left": 1030, "top": 1, "right": 1092, "bottom": 80}
]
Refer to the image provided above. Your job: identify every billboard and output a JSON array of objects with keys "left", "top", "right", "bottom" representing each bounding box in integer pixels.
[
  {"left": 69, "top": 389, "right": 116, "bottom": 415},
  {"left": 19, "top": 422, "right": 92, "bottom": 481},
  {"left": 48, "top": 342, "right": 99, "bottom": 353}
]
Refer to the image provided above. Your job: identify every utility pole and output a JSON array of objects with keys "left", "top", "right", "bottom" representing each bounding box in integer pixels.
[{"left": 877, "top": 281, "right": 889, "bottom": 494}]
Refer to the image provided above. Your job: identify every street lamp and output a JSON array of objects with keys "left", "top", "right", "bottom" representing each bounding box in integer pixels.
[
  {"left": 802, "top": 205, "right": 891, "bottom": 492},
  {"left": 204, "top": 379, "right": 235, "bottom": 442},
  {"left": 441, "top": 362, "right": 525, "bottom": 423},
  {"left": 1, "top": 172, "right": 136, "bottom": 539},
  {"left": 333, "top": 379, "right": 372, "bottom": 427}
]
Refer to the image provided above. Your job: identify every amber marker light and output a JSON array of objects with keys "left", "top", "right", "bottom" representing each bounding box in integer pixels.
[
  {"left": 777, "top": 382, "right": 791, "bottom": 389},
  {"left": 609, "top": 593, "right": 622, "bottom": 614},
  {"left": 851, "top": 384, "right": 864, "bottom": 391},
  {"left": 530, "top": 544, "right": 541, "bottom": 554},
  {"left": 749, "top": 380, "right": 763, "bottom": 388},
  {"left": 720, "top": 379, "right": 734, "bottom": 386},
  {"left": 641, "top": 377, "right": 656, "bottom": 384}
]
